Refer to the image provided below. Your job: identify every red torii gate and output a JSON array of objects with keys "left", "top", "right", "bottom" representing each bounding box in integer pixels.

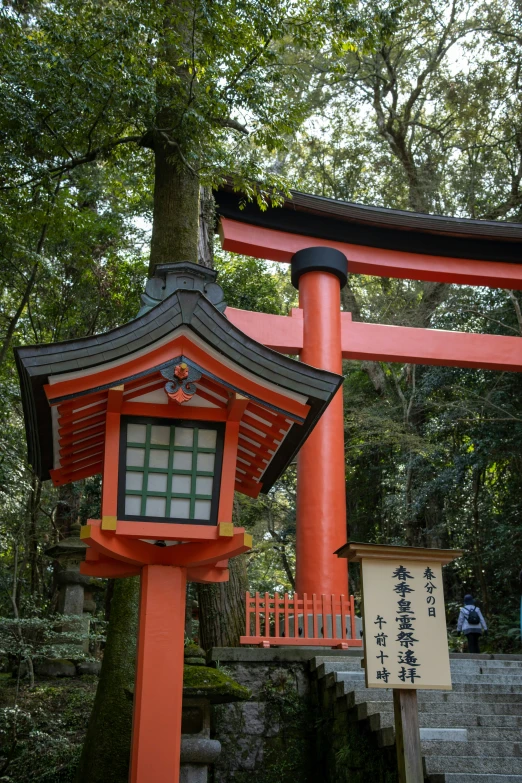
[{"left": 215, "top": 186, "right": 522, "bottom": 598}]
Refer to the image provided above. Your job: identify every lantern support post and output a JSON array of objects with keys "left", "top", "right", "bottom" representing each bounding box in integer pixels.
[{"left": 130, "top": 565, "right": 187, "bottom": 783}]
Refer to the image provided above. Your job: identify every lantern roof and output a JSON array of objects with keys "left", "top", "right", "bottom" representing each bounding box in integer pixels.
[
  {"left": 215, "top": 185, "right": 522, "bottom": 264},
  {"left": 15, "top": 286, "right": 342, "bottom": 497}
]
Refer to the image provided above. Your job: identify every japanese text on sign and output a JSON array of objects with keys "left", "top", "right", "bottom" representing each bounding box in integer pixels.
[{"left": 361, "top": 559, "right": 451, "bottom": 690}]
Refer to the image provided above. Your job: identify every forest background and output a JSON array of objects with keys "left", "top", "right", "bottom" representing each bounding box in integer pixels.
[{"left": 2, "top": 0, "right": 522, "bottom": 779}]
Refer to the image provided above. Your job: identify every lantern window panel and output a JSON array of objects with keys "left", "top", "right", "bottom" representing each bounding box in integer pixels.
[{"left": 119, "top": 417, "right": 224, "bottom": 525}]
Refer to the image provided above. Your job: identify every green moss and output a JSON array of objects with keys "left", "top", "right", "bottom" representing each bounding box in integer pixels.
[
  {"left": 183, "top": 665, "right": 250, "bottom": 703},
  {"left": 75, "top": 575, "right": 140, "bottom": 783},
  {"left": 231, "top": 677, "right": 316, "bottom": 783},
  {"left": 184, "top": 643, "right": 204, "bottom": 658}
]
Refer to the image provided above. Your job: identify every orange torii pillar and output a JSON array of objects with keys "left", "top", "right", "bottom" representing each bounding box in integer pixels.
[{"left": 291, "top": 248, "right": 349, "bottom": 596}]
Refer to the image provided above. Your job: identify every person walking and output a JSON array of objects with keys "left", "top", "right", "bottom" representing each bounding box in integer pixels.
[{"left": 457, "top": 594, "right": 487, "bottom": 654}]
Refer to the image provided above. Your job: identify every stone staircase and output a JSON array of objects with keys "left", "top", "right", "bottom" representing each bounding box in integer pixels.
[{"left": 311, "top": 653, "right": 522, "bottom": 782}]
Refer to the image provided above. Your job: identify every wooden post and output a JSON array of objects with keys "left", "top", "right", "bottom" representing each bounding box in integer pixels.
[
  {"left": 130, "top": 565, "right": 187, "bottom": 783},
  {"left": 393, "top": 689, "right": 423, "bottom": 783}
]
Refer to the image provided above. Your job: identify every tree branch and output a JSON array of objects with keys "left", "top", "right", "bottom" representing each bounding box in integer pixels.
[
  {"left": 213, "top": 117, "right": 249, "bottom": 134},
  {"left": 2, "top": 135, "right": 144, "bottom": 191}
]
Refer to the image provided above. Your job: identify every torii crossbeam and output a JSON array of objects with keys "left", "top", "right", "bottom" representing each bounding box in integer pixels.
[{"left": 215, "top": 185, "right": 522, "bottom": 597}]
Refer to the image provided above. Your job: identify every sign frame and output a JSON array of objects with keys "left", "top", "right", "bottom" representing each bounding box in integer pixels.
[{"left": 337, "top": 542, "right": 463, "bottom": 783}]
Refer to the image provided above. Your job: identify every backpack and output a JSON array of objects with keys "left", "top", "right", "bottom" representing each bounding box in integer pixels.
[{"left": 465, "top": 606, "right": 481, "bottom": 626}]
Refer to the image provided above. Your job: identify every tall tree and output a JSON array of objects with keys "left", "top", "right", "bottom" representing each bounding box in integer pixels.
[
  {"left": 0, "top": 2, "right": 362, "bottom": 778},
  {"left": 249, "top": 1, "right": 522, "bottom": 645}
]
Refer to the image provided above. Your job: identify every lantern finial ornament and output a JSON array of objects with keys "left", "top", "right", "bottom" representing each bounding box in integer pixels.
[{"left": 161, "top": 360, "right": 202, "bottom": 404}]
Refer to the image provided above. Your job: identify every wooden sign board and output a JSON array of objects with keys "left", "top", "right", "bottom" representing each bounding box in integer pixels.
[
  {"left": 362, "top": 559, "right": 450, "bottom": 690},
  {"left": 337, "top": 543, "right": 463, "bottom": 691}
]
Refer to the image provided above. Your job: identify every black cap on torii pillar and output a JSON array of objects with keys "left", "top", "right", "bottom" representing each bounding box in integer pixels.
[{"left": 290, "top": 246, "right": 348, "bottom": 290}]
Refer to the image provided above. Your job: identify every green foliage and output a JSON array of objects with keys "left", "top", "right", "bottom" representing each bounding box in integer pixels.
[
  {"left": 2, "top": 3, "right": 522, "bottom": 778},
  {"left": 0, "top": 0, "right": 367, "bottom": 199},
  {"left": 0, "top": 612, "right": 99, "bottom": 671},
  {"left": 215, "top": 252, "right": 296, "bottom": 315},
  {"left": 78, "top": 477, "right": 102, "bottom": 526},
  {"left": 288, "top": 0, "right": 522, "bottom": 219},
  {"left": 0, "top": 679, "right": 96, "bottom": 782}
]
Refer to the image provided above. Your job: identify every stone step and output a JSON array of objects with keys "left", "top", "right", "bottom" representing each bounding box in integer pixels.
[
  {"left": 312, "top": 657, "right": 522, "bottom": 681},
  {"left": 326, "top": 671, "right": 522, "bottom": 688},
  {"left": 377, "top": 722, "right": 522, "bottom": 743},
  {"left": 429, "top": 776, "right": 522, "bottom": 783},
  {"left": 356, "top": 700, "right": 522, "bottom": 717},
  {"left": 422, "top": 740, "right": 522, "bottom": 758},
  {"left": 334, "top": 670, "right": 522, "bottom": 690},
  {"left": 314, "top": 652, "right": 522, "bottom": 782},
  {"left": 377, "top": 726, "right": 522, "bottom": 749},
  {"left": 334, "top": 679, "right": 522, "bottom": 702},
  {"left": 451, "top": 675, "right": 522, "bottom": 684},
  {"left": 451, "top": 661, "right": 522, "bottom": 669},
  {"left": 376, "top": 726, "right": 467, "bottom": 748},
  {"left": 344, "top": 689, "right": 522, "bottom": 709},
  {"left": 315, "top": 656, "right": 522, "bottom": 670},
  {"left": 322, "top": 666, "right": 522, "bottom": 686},
  {"left": 450, "top": 670, "right": 522, "bottom": 680},
  {"left": 368, "top": 711, "right": 522, "bottom": 731},
  {"left": 312, "top": 654, "right": 522, "bottom": 667},
  {"left": 309, "top": 654, "right": 363, "bottom": 672},
  {"left": 424, "top": 756, "right": 522, "bottom": 775},
  {"left": 450, "top": 655, "right": 522, "bottom": 662},
  {"left": 467, "top": 727, "right": 522, "bottom": 741},
  {"left": 435, "top": 683, "right": 522, "bottom": 694},
  {"left": 314, "top": 660, "right": 363, "bottom": 677}
]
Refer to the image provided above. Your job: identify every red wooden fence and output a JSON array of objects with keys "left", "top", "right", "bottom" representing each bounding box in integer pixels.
[{"left": 240, "top": 592, "right": 363, "bottom": 648}]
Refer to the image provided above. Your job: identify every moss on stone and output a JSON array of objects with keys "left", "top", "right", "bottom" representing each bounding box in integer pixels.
[
  {"left": 184, "top": 643, "right": 205, "bottom": 658},
  {"left": 183, "top": 665, "right": 250, "bottom": 703}
]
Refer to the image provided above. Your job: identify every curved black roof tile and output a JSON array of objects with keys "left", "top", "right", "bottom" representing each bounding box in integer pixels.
[
  {"left": 215, "top": 187, "right": 522, "bottom": 264},
  {"left": 15, "top": 290, "right": 343, "bottom": 491}
]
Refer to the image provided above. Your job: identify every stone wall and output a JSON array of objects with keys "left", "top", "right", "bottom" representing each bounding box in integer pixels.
[
  {"left": 310, "top": 659, "right": 398, "bottom": 783},
  {"left": 207, "top": 648, "right": 390, "bottom": 783},
  {"left": 207, "top": 648, "right": 316, "bottom": 783}
]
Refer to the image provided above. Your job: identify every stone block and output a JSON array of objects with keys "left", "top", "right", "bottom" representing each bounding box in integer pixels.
[
  {"left": 180, "top": 764, "right": 207, "bottom": 783},
  {"left": 59, "top": 582, "right": 85, "bottom": 615},
  {"left": 35, "top": 659, "right": 76, "bottom": 677},
  {"left": 241, "top": 702, "right": 266, "bottom": 735},
  {"left": 76, "top": 661, "right": 101, "bottom": 676},
  {"left": 209, "top": 647, "right": 364, "bottom": 665},
  {"left": 180, "top": 737, "right": 221, "bottom": 765},
  {"left": 420, "top": 727, "right": 468, "bottom": 742},
  {"left": 219, "top": 735, "right": 263, "bottom": 771}
]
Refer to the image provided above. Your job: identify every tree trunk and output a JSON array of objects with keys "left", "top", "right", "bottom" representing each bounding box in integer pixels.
[
  {"left": 26, "top": 474, "right": 42, "bottom": 596},
  {"left": 198, "top": 555, "right": 248, "bottom": 649},
  {"left": 75, "top": 576, "right": 140, "bottom": 783},
  {"left": 198, "top": 186, "right": 215, "bottom": 268},
  {"left": 148, "top": 144, "right": 200, "bottom": 275}
]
